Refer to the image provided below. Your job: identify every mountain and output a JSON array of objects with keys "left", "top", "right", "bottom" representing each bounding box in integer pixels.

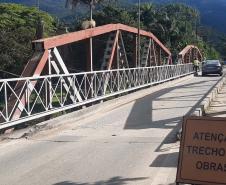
[
  {"left": 128, "top": 0, "right": 226, "bottom": 34},
  {"left": 1, "top": 0, "right": 226, "bottom": 34},
  {"left": 0, "top": 0, "right": 73, "bottom": 17}
]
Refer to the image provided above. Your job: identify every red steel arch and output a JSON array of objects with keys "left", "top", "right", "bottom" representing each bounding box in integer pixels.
[
  {"left": 178, "top": 45, "right": 203, "bottom": 64},
  {"left": 30, "top": 23, "right": 172, "bottom": 76}
]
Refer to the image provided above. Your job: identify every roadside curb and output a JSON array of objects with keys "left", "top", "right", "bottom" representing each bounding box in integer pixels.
[
  {"left": 177, "top": 75, "right": 226, "bottom": 140},
  {"left": 191, "top": 75, "right": 226, "bottom": 116}
]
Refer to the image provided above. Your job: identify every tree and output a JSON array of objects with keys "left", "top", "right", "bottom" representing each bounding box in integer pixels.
[
  {"left": 94, "top": 5, "right": 137, "bottom": 27},
  {"left": 92, "top": 3, "right": 219, "bottom": 60},
  {"left": 0, "top": 3, "right": 57, "bottom": 76}
]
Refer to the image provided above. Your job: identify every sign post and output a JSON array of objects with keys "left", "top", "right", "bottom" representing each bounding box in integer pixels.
[{"left": 177, "top": 116, "right": 226, "bottom": 185}]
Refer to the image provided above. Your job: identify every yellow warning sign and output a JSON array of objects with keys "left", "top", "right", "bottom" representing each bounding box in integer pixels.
[{"left": 177, "top": 116, "right": 226, "bottom": 185}]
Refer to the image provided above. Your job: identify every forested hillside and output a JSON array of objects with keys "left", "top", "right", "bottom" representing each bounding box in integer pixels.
[
  {"left": 0, "top": 2, "right": 224, "bottom": 76},
  {"left": 2, "top": 0, "right": 226, "bottom": 34},
  {"left": 93, "top": 3, "right": 219, "bottom": 58},
  {"left": 137, "top": 0, "right": 226, "bottom": 34},
  {"left": 0, "top": 0, "right": 72, "bottom": 17}
]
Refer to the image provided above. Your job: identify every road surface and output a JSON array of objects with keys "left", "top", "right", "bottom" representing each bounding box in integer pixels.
[{"left": 0, "top": 75, "right": 223, "bottom": 185}]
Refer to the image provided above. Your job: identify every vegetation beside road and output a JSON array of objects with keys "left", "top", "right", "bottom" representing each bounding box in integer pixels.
[{"left": 0, "top": 3, "right": 57, "bottom": 76}]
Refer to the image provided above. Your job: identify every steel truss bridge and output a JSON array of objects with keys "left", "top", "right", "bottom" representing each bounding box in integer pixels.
[{"left": 0, "top": 24, "right": 203, "bottom": 130}]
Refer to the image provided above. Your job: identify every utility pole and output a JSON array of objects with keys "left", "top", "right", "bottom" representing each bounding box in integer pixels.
[
  {"left": 194, "top": 11, "right": 199, "bottom": 41},
  {"left": 65, "top": 0, "right": 94, "bottom": 71},
  {"left": 36, "top": 0, "right": 40, "bottom": 10},
  {"left": 90, "top": 0, "right": 94, "bottom": 71},
  {"left": 138, "top": 0, "right": 141, "bottom": 67}
]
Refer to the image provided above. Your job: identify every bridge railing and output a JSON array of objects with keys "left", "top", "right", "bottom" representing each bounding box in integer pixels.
[{"left": 0, "top": 64, "right": 193, "bottom": 129}]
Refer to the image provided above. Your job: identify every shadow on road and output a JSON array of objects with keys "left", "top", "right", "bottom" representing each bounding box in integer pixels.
[
  {"left": 52, "top": 176, "right": 148, "bottom": 185},
  {"left": 124, "top": 77, "right": 223, "bottom": 153},
  {"left": 149, "top": 152, "right": 178, "bottom": 168},
  {"left": 124, "top": 79, "right": 219, "bottom": 130}
]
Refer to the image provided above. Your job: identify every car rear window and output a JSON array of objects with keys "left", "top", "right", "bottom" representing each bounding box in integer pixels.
[{"left": 205, "top": 60, "right": 220, "bottom": 65}]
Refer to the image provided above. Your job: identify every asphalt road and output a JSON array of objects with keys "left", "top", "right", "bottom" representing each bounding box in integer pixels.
[{"left": 0, "top": 74, "right": 223, "bottom": 185}]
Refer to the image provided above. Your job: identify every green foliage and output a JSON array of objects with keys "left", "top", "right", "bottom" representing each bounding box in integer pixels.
[
  {"left": 0, "top": 3, "right": 56, "bottom": 34},
  {"left": 94, "top": 5, "right": 137, "bottom": 27},
  {"left": 0, "top": 3, "right": 57, "bottom": 75},
  {"left": 92, "top": 3, "right": 221, "bottom": 60},
  {"left": 196, "top": 40, "right": 220, "bottom": 59},
  {"left": 198, "top": 26, "right": 226, "bottom": 60},
  {"left": 128, "top": 3, "right": 207, "bottom": 58}
]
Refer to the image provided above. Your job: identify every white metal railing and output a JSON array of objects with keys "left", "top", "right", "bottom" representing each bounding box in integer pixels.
[{"left": 0, "top": 64, "right": 193, "bottom": 129}]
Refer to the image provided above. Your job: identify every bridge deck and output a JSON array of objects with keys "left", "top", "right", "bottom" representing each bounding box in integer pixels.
[{"left": 0, "top": 74, "right": 222, "bottom": 185}]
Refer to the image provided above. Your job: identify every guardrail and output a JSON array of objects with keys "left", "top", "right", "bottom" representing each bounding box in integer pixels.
[{"left": 0, "top": 64, "right": 193, "bottom": 129}]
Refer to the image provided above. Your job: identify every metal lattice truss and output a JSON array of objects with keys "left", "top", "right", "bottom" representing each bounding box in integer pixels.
[
  {"left": 0, "top": 24, "right": 174, "bottom": 127},
  {"left": 0, "top": 24, "right": 202, "bottom": 129},
  {"left": 178, "top": 45, "right": 203, "bottom": 64},
  {"left": 33, "top": 24, "right": 172, "bottom": 69},
  {"left": 0, "top": 64, "right": 193, "bottom": 129}
]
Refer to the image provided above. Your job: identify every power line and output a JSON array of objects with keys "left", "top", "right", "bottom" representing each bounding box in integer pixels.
[{"left": 0, "top": 70, "right": 20, "bottom": 77}]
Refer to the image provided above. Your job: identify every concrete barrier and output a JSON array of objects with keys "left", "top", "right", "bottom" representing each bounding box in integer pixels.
[{"left": 191, "top": 76, "right": 226, "bottom": 116}]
